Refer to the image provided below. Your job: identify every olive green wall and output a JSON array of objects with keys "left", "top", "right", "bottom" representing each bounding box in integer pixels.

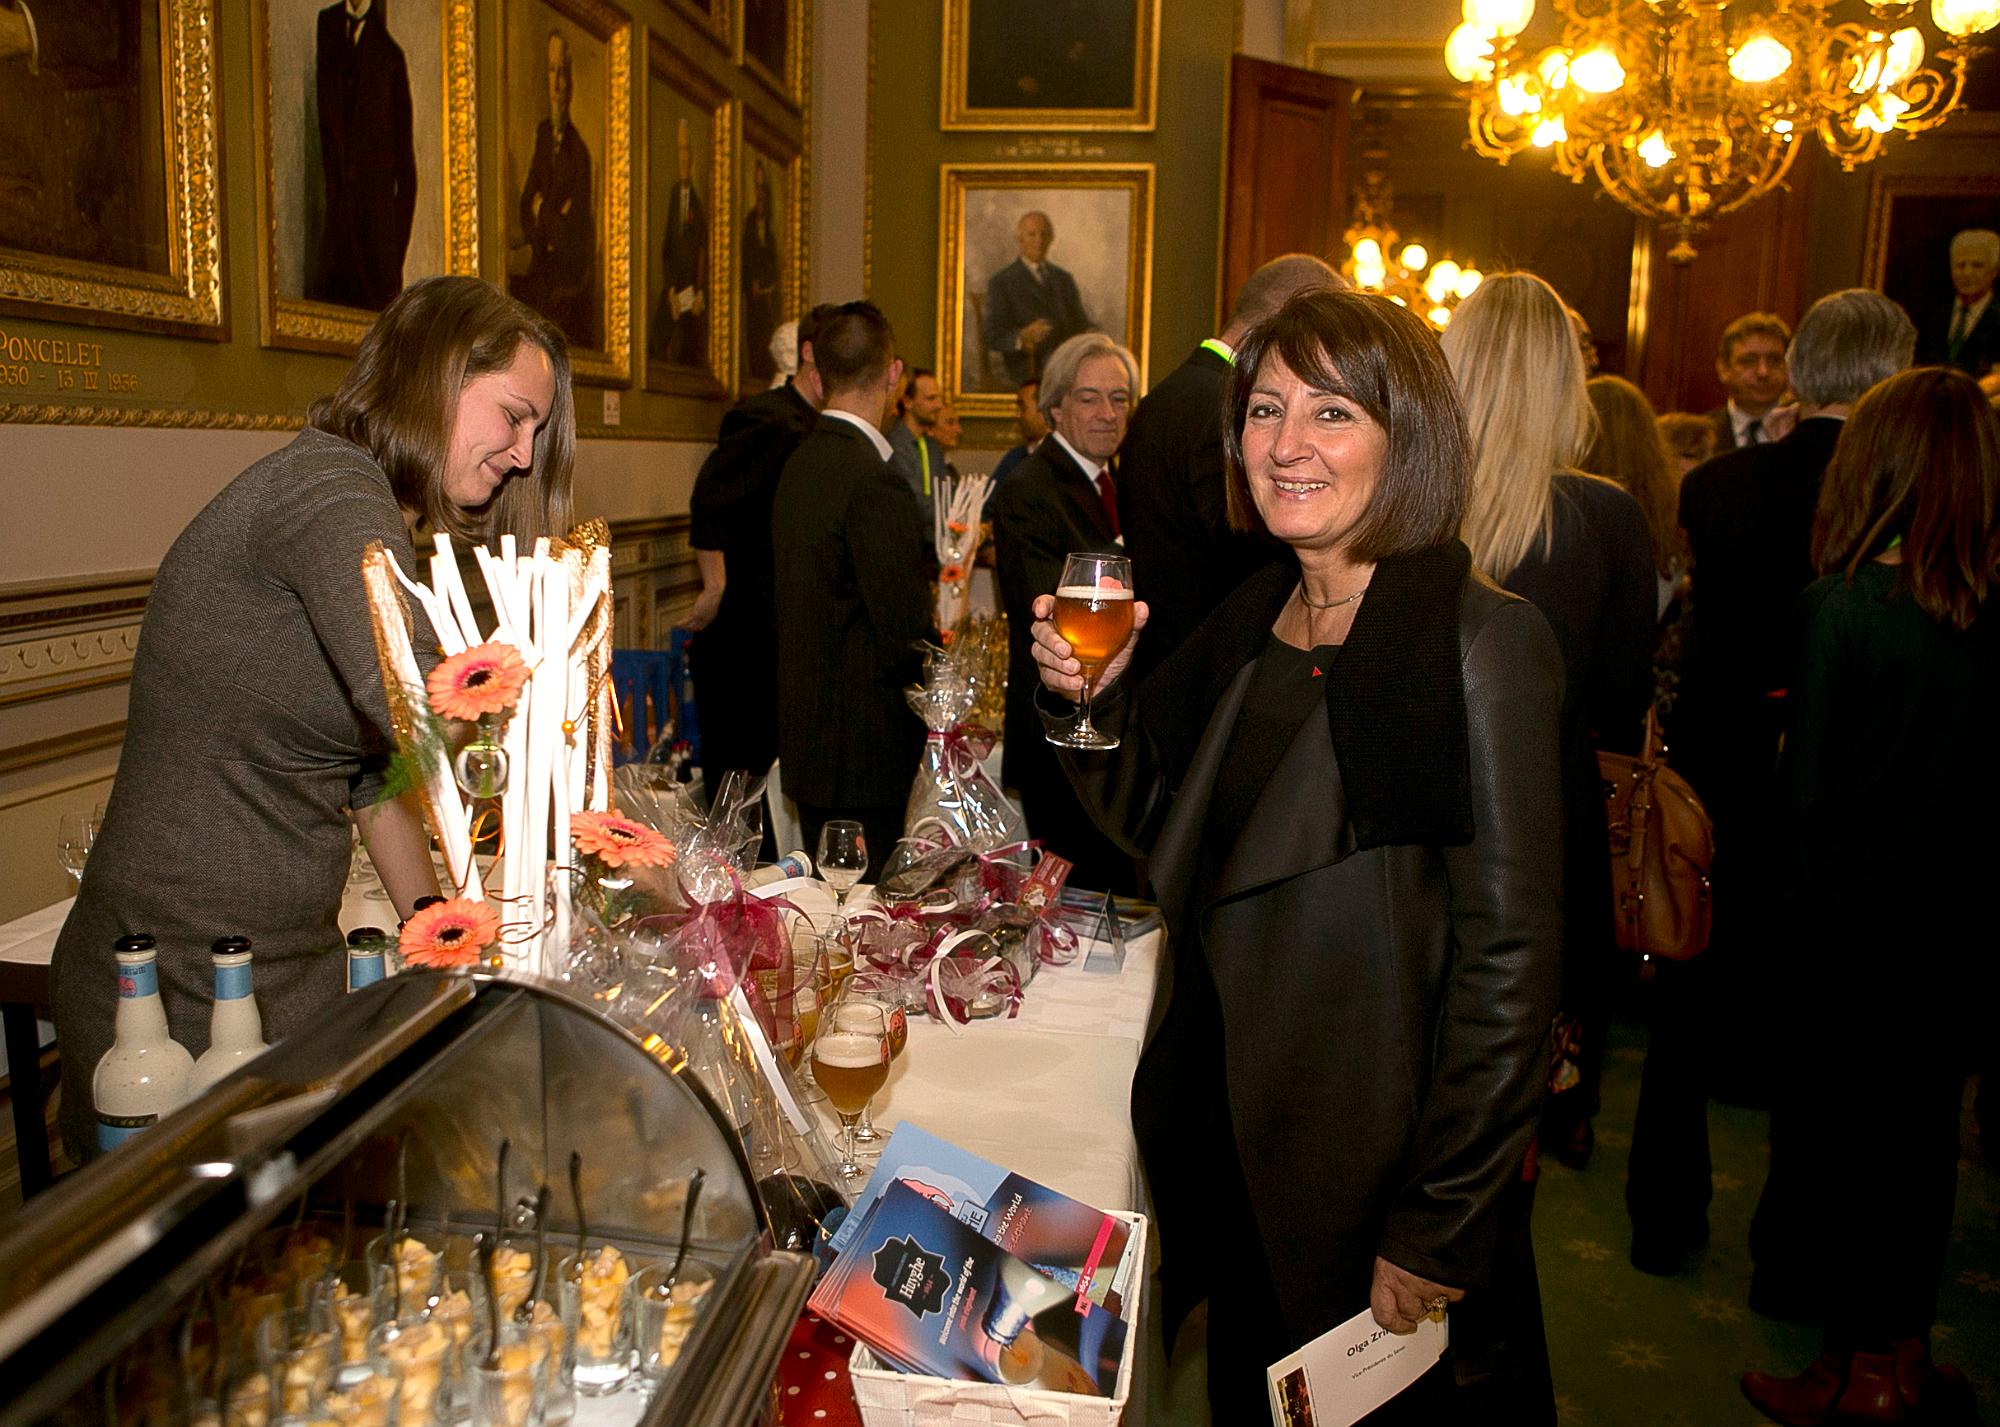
[{"left": 863, "top": 0, "right": 1240, "bottom": 449}]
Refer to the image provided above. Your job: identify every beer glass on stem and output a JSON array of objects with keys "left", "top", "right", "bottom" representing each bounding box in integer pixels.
[
  {"left": 836, "top": 976, "right": 911, "bottom": 1148},
  {"left": 1045, "top": 553, "right": 1134, "bottom": 751},
  {"left": 812, "top": 1002, "right": 891, "bottom": 1180}
]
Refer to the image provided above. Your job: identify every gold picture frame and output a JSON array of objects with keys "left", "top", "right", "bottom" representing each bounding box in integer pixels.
[
  {"left": 941, "top": 0, "right": 1159, "bottom": 132},
  {"left": 671, "top": 0, "right": 731, "bottom": 49},
  {"left": 251, "top": 0, "right": 480, "bottom": 355},
  {"left": 738, "top": 0, "right": 805, "bottom": 110},
  {"left": 500, "top": 0, "right": 633, "bottom": 386},
  {"left": 643, "top": 32, "right": 735, "bottom": 398},
  {"left": 937, "top": 163, "right": 1153, "bottom": 420},
  {"left": 0, "top": 0, "right": 224, "bottom": 335},
  {"left": 738, "top": 107, "right": 806, "bottom": 393}
]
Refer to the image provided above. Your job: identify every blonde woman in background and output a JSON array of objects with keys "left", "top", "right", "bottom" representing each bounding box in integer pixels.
[
  {"left": 1443, "top": 272, "right": 1658, "bottom": 1178},
  {"left": 1585, "top": 375, "right": 1688, "bottom": 618}
]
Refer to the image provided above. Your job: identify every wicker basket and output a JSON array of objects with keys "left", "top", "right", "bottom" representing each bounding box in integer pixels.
[{"left": 847, "top": 1212, "right": 1146, "bottom": 1427}]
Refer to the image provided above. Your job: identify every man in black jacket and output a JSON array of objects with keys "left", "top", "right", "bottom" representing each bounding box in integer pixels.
[
  {"left": 1637, "top": 289, "right": 1915, "bottom": 1285},
  {"left": 772, "top": 303, "right": 934, "bottom": 877},
  {"left": 992, "top": 331, "right": 1140, "bottom": 894},
  {"left": 1117, "top": 253, "right": 1340, "bottom": 679},
  {"left": 981, "top": 211, "right": 1091, "bottom": 387},
  {"left": 311, "top": 0, "right": 418, "bottom": 311},
  {"left": 685, "top": 304, "right": 831, "bottom": 796}
]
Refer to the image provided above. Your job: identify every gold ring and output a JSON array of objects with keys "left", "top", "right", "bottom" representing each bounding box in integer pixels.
[{"left": 1426, "top": 1294, "right": 1450, "bottom": 1314}]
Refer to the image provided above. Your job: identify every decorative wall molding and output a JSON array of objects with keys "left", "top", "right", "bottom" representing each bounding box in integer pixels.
[
  {"left": 0, "top": 404, "right": 305, "bottom": 430},
  {"left": 0, "top": 625, "right": 143, "bottom": 707},
  {"left": 0, "top": 723, "right": 128, "bottom": 778}
]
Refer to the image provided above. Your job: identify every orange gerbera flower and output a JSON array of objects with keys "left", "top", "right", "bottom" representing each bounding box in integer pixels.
[
  {"left": 947, "top": 520, "right": 969, "bottom": 536},
  {"left": 427, "top": 642, "right": 529, "bottom": 722},
  {"left": 399, "top": 897, "right": 502, "bottom": 969},
  {"left": 938, "top": 564, "right": 967, "bottom": 585},
  {"left": 572, "top": 810, "right": 678, "bottom": 869}
]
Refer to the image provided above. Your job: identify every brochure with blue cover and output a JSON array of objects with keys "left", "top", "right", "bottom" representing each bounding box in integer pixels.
[
  {"left": 826, "top": 1122, "right": 1138, "bottom": 1314},
  {"left": 808, "top": 1181, "right": 1130, "bottom": 1397}
]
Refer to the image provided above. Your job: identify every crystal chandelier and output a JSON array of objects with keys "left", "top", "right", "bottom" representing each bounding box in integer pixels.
[
  {"left": 1445, "top": 0, "right": 2000, "bottom": 261},
  {"left": 1341, "top": 124, "right": 1487, "bottom": 329}
]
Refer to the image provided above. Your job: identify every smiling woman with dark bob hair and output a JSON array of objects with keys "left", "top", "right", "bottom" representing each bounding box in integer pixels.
[
  {"left": 51, "top": 276, "right": 574, "bottom": 1164},
  {"left": 1030, "top": 287, "right": 1565, "bottom": 1422}
]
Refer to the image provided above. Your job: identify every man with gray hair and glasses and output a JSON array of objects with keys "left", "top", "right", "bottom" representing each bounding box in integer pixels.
[
  {"left": 1627, "top": 290, "right": 1917, "bottom": 1282},
  {"left": 992, "top": 330, "right": 1142, "bottom": 895}
]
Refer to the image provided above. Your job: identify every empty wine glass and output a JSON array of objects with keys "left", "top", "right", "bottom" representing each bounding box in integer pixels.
[
  {"left": 815, "top": 821, "right": 867, "bottom": 925},
  {"left": 56, "top": 812, "right": 92, "bottom": 888}
]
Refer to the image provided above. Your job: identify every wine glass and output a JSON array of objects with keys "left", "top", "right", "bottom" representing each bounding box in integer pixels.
[
  {"left": 55, "top": 812, "right": 93, "bottom": 889},
  {"left": 815, "top": 821, "right": 867, "bottom": 925},
  {"left": 1045, "top": 552, "right": 1135, "bottom": 751},
  {"left": 811, "top": 1002, "right": 890, "bottom": 1180}
]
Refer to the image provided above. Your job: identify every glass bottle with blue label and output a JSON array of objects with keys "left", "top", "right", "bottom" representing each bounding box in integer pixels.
[
  {"left": 189, "top": 937, "right": 269, "bottom": 1096},
  {"left": 346, "top": 926, "right": 391, "bottom": 991},
  {"left": 93, "top": 934, "right": 194, "bottom": 1152}
]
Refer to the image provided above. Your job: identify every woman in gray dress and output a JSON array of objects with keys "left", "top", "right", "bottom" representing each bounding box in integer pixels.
[{"left": 52, "top": 276, "right": 576, "bottom": 1161}]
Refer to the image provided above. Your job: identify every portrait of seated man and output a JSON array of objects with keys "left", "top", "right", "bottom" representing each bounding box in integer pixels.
[{"left": 981, "top": 210, "right": 1091, "bottom": 388}]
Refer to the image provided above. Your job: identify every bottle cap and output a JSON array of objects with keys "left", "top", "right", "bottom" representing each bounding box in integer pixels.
[
  {"left": 412, "top": 895, "right": 446, "bottom": 912},
  {"left": 112, "top": 932, "right": 156, "bottom": 958},
  {"left": 347, "top": 927, "right": 391, "bottom": 948},
  {"left": 211, "top": 936, "right": 252, "bottom": 958}
]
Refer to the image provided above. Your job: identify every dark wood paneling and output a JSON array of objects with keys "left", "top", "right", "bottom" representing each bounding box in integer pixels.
[{"left": 1222, "top": 56, "right": 1352, "bottom": 324}]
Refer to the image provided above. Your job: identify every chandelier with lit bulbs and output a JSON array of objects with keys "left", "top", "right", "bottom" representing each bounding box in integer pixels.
[
  {"left": 1341, "top": 124, "right": 1487, "bottom": 329},
  {"left": 1444, "top": 0, "right": 2000, "bottom": 261}
]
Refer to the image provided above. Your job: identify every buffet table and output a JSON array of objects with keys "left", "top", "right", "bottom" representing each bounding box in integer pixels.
[{"left": 0, "top": 866, "right": 1165, "bottom": 1225}]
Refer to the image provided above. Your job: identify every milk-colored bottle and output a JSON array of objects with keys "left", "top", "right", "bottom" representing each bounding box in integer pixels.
[
  {"left": 189, "top": 937, "right": 269, "bottom": 1095},
  {"left": 94, "top": 934, "right": 195, "bottom": 1152}
]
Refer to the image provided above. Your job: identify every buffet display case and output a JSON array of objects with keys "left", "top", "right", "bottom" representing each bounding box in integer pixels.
[{"left": 0, "top": 971, "right": 816, "bottom": 1427}]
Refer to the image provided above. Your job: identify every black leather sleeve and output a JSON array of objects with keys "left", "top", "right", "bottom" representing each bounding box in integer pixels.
[
  {"left": 1034, "top": 680, "right": 1173, "bottom": 859},
  {"left": 1379, "top": 597, "right": 1567, "bottom": 1289}
]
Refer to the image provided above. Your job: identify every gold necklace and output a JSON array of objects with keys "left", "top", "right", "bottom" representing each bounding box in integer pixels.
[{"left": 1296, "top": 581, "right": 1365, "bottom": 610}]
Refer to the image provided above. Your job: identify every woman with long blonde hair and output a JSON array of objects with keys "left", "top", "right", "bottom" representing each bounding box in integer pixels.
[{"left": 1443, "top": 272, "right": 1658, "bottom": 1177}]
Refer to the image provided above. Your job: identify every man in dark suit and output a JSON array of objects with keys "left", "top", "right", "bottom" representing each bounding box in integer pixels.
[
  {"left": 1701, "top": 311, "right": 1791, "bottom": 453},
  {"left": 982, "top": 211, "right": 1091, "bottom": 387},
  {"left": 310, "top": 0, "right": 417, "bottom": 311},
  {"left": 685, "top": 304, "right": 831, "bottom": 803},
  {"left": 1118, "top": 253, "right": 1340, "bottom": 680},
  {"left": 1653, "top": 290, "right": 1915, "bottom": 1304},
  {"left": 517, "top": 32, "right": 596, "bottom": 350},
  {"left": 992, "top": 331, "right": 1139, "bottom": 895},
  {"left": 651, "top": 118, "right": 707, "bottom": 365},
  {"left": 772, "top": 302, "right": 934, "bottom": 878},
  {"left": 1916, "top": 227, "right": 1999, "bottom": 378}
]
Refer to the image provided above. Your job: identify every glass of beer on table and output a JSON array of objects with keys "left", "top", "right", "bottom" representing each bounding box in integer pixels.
[
  {"left": 837, "top": 973, "right": 914, "bottom": 1148},
  {"left": 812, "top": 1002, "right": 891, "bottom": 1180},
  {"left": 1046, "top": 552, "right": 1134, "bottom": 751}
]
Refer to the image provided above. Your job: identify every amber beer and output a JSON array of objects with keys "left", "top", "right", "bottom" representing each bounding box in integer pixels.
[
  {"left": 1052, "top": 585, "right": 1135, "bottom": 678},
  {"left": 810, "top": 1031, "right": 889, "bottom": 1114},
  {"left": 836, "top": 1000, "right": 906, "bottom": 1060}
]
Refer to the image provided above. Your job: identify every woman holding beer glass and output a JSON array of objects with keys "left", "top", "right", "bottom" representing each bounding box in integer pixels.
[{"left": 1030, "top": 288, "right": 1565, "bottom": 1422}]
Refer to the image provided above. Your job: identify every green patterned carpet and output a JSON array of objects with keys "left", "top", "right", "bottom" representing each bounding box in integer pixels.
[{"left": 1535, "top": 1019, "right": 1999, "bottom": 1426}]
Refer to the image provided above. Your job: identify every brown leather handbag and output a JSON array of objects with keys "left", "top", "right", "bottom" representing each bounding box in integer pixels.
[{"left": 1598, "top": 708, "right": 1714, "bottom": 961}]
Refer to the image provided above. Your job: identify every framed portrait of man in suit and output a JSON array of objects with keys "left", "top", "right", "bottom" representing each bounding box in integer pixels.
[
  {"left": 738, "top": 108, "right": 805, "bottom": 393},
  {"left": 941, "top": 0, "right": 1157, "bottom": 131},
  {"left": 1864, "top": 174, "right": 2000, "bottom": 380},
  {"left": 251, "top": 0, "right": 478, "bottom": 355},
  {"left": 0, "top": 0, "right": 222, "bottom": 336},
  {"left": 644, "top": 32, "right": 732, "bottom": 399},
  {"left": 937, "top": 163, "right": 1153, "bottom": 419},
  {"left": 501, "top": 0, "right": 632, "bottom": 385}
]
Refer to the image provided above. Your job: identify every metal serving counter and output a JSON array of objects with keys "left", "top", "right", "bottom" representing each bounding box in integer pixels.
[{"left": 0, "top": 971, "right": 815, "bottom": 1427}]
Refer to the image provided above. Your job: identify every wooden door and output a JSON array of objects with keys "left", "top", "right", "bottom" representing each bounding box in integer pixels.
[
  {"left": 1220, "top": 56, "right": 1352, "bottom": 326},
  {"left": 1629, "top": 161, "right": 1817, "bottom": 415}
]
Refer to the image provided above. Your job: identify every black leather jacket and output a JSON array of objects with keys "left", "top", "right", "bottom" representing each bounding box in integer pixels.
[{"left": 1048, "top": 561, "right": 1565, "bottom": 1388}]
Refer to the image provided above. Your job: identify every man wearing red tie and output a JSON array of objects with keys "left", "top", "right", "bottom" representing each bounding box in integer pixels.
[
  {"left": 992, "top": 332, "right": 1140, "bottom": 894},
  {"left": 1918, "top": 228, "right": 1998, "bottom": 378}
]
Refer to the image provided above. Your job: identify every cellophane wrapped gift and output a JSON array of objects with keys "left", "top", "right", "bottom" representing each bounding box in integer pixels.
[{"left": 904, "top": 640, "right": 1026, "bottom": 850}]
